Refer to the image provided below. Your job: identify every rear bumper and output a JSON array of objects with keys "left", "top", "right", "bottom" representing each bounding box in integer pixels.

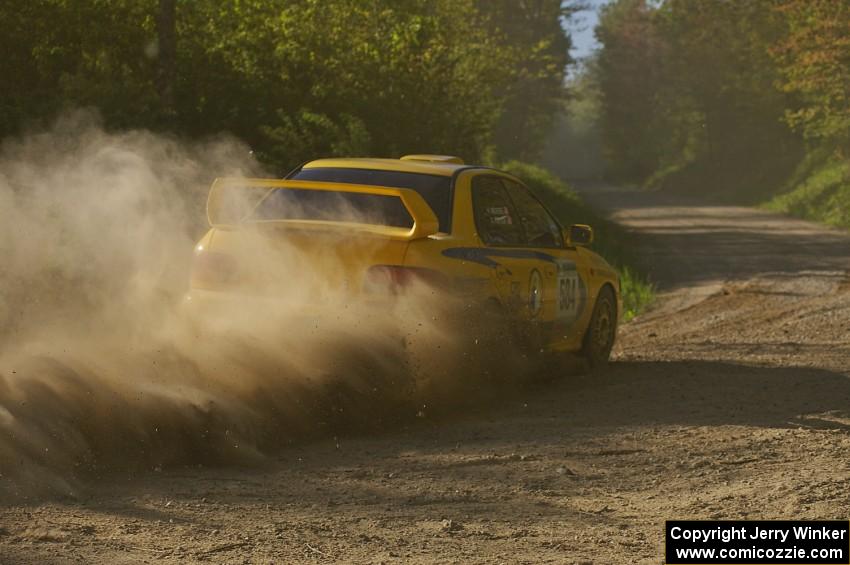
[
  {"left": 183, "top": 287, "right": 288, "bottom": 315},
  {"left": 181, "top": 288, "right": 398, "bottom": 328}
]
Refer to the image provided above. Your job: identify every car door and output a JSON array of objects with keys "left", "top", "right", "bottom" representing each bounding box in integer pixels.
[
  {"left": 500, "top": 178, "right": 589, "bottom": 347},
  {"left": 470, "top": 175, "right": 537, "bottom": 316}
]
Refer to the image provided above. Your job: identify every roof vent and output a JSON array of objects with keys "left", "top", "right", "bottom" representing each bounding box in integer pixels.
[{"left": 400, "top": 154, "right": 464, "bottom": 165}]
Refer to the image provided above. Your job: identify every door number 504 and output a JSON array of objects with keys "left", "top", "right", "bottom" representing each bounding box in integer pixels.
[{"left": 558, "top": 274, "right": 578, "bottom": 315}]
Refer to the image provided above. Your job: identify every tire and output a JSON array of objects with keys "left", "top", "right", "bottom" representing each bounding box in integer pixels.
[{"left": 581, "top": 285, "right": 618, "bottom": 373}]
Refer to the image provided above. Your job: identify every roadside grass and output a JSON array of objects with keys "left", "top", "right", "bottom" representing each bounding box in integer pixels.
[
  {"left": 501, "top": 161, "right": 655, "bottom": 321},
  {"left": 764, "top": 150, "right": 850, "bottom": 229}
]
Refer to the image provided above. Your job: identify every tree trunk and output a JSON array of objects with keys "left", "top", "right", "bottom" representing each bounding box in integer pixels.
[{"left": 157, "top": 0, "right": 176, "bottom": 115}]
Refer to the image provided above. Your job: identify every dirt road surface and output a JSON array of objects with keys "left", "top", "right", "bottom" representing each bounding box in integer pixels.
[{"left": 3, "top": 188, "right": 850, "bottom": 564}]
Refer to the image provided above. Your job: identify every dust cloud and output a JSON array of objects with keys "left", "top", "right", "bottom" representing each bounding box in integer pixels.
[{"left": 0, "top": 112, "right": 523, "bottom": 500}]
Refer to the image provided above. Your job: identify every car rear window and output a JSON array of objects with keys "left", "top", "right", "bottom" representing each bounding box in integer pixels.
[
  {"left": 251, "top": 188, "right": 413, "bottom": 228},
  {"left": 290, "top": 167, "right": 453, "bottom": 232}
]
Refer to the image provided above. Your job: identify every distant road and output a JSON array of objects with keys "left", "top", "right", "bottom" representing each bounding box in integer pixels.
[{"left": 579, "top": 184, "right": 850, "bottom": 288}]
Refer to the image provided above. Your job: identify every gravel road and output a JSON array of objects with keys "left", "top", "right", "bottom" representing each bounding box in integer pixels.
[{"left": 2, "top": 187, "right": 849, "bottom": 564}]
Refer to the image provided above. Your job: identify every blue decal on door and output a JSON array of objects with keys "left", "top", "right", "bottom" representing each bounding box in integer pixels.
[{"left": 441, "top": 247, "right": 558, "bottom": 268}]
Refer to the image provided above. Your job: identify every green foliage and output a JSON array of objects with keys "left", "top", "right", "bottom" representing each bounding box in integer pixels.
[
  {"left": 260, "top": 111, "right": 372, "bottom": 171},
  {"left": 500, "top": 161, "right": 581, "bottom": 208},
  {"left": 773, "top": 1, "right": 850, "bottom": 148},
  {"left": 594, "top": 0, "right": 806, "bottom": 200},
  {"left": 478, "top": 1, "right": 575, "bottom": 162},
  {"left": 594, "top": 0, "right": 850, "bottom": 223},
  {"left": 538, "top": 68, "right": 606, "bottom": 181},
  {"left": 594, "top": 0, "right": 666, "bottom": 181},
  {"left": 765, "top": 152, "right": 850, "bottom": 228},
  {"left": 0, "top": 0, "right": 161, "bottom": 132},
  {"left": 618, "top": 265, "right": 655, "bottom": 322},
  {"left": 502, "top": 161, "right": 655, "bottom": 321},
  {"left": 0, "top": 0, "right": 574, "bottom": 172}
]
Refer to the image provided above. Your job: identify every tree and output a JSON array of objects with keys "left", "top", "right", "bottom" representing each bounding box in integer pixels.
[
  {"left": 477, "top": 1, "right": 575, "bottom": 162},
  {"left": 0, "top": 0, "right": 577, "bottom": 171},
  {"left": 595, "top": 0, "right": 665, "bottom": 180},
  {"left": 773, "top": 0, "right": 850, "bottom": 151},
  {"left": 157, "top": 0, "right": 177, "bottom": 114},
  {"left": 593, "top": 0, "right": 802, "bottom": 196}
]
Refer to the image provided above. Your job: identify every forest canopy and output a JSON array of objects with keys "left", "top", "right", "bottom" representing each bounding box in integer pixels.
[
  {"left": 0, "top": 0, "right": 576, "bottom": 172},
  {"left": 593, "top": 0, "right": 850, "bottom": 204}
]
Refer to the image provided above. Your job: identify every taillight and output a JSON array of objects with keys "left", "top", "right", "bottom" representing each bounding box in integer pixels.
[
  {"left": 191, "top": 250, "right": 238, "bottom": 287},
  {"left": 363, "top": 265, "right": 449, "bottom": 294}
]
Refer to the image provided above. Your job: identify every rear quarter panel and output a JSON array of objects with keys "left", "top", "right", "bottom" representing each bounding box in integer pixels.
[{"left": 401, "top": 169, "right": 500, "bottom": 306}]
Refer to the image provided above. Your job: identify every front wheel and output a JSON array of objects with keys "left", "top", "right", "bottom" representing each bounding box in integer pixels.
[{"left": 581, "top": 286, "right": 617, "bottom": 373}]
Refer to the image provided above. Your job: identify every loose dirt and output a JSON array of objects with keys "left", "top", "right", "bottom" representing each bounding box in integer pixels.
[{"left": 2, "top": 187, "right": 849, "bottom": 564}]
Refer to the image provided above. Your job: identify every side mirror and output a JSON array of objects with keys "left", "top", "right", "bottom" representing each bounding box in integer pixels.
[{"left": 565, "top": 224, "right": 593, "bottom": 247}]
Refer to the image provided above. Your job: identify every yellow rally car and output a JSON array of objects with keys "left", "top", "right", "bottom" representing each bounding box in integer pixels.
[{"left": 187, "top": 155, "right": 621, "bottom": 369}]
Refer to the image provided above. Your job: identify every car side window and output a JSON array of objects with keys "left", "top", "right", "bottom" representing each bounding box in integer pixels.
[
  {"left": 501, "top": 180, "right": 563, "bottom": 248},
  {"left": 471, "top": 176, "right": 525, "bottom": 246}
]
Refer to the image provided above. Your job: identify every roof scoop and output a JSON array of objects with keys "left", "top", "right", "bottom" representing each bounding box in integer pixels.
[{"left": 400, "top": 154, "right": 464, "bottom": 165}]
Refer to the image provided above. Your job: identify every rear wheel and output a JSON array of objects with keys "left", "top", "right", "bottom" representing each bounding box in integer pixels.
[{"left": 581, "top": 286, "right": 617, "bottom": 373}]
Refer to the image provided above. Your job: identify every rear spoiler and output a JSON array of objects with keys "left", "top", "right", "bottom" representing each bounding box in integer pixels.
[{"left": 207, "top": 178, "right": 440, "bottom": 240}]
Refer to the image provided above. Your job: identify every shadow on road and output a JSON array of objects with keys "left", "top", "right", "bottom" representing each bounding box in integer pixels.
[
  {"left": 552, "top": 360, "right": 850, "bottom": 430},
  {"left": 98, "top": 360, "right": 850, "bottom": 514}
]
